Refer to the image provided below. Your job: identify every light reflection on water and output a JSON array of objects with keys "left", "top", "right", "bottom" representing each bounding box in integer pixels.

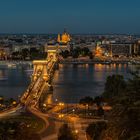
[
  {"left": 0, "top": 68, "right": 30, "bottom": 99},
  {"left": 52, "top": 64, "right": 136, "bottom": 103},
  {"left": 0, "top": 64, "right": 138, "bottom": 103}
]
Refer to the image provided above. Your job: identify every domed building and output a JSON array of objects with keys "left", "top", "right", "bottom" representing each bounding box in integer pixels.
[
  {"left": 57, "top": 29, "right": 71, "bottom": 44},
  {"left": 95, "top": 42, "right": 104, "bottom": 57},
  {"left": 45, "top": 29, "right": 71, "bottom": 54}
]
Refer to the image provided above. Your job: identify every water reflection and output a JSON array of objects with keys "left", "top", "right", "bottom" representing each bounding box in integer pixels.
[
  {"left": 0, "top": 68, "right": 30, "bottom": 99},
  {"left": 0, "top": 64, "right": 138, "bottom": 103},
  {"left": 0, "top": 69, "right": 8, "bottom": 80},
  {"left": 52, "top": 64, "right": 136, "bottom": 103}
]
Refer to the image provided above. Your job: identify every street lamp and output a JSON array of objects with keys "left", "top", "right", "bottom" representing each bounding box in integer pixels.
[
  {"left": 73, "top": 129, "right": 79, "bottom": 139},
  {"left": 59, "top": 102, "right": 64, "bottom": 114},
  {"left": 58, "top": 114, "right": 64, "bottom": 121},
  {"left": 12, "top": 101, "right": 17, "bottom": 106},
  {"left": 72, "top": 109, "right": 75, "bottom": 115},
  {"left": 43, "top": 103, "right": 46, "bottom": 107},
  {"left": 59, "top": 102, "right": 64, "bottom": 106},
  {"left": 75, "top": 130, "right": 78, "bottom": 134},
  {"left": 85, "top": 104, "right": 89, "bottom": 118}
]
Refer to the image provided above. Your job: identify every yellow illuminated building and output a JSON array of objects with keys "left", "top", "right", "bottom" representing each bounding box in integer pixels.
[
  {"left": 0, "top": 49, "right": 6, "bottom": 59},
  {"left": 57, "top": 30, "right": 71, "bottom": 44},
  {"left": 57, "top": 34, "right": 61, "bottom": 43},
  {"left": 95, "top": 44, "right": 103, "bottom": 57}
]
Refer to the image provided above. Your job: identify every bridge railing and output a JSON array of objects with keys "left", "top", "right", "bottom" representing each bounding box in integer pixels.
[{"left": 20, "top": 70, "right": 43, "bottom": 104}]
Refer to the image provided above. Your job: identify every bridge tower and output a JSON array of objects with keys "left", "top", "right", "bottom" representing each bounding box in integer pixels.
[
  {"left": 32, "top": 60, "right": 49, "bottom": 82},
  {"left": 47, "top": 49, "right": 58, "bottom": 62},
  {"left": 32, "top": 47, "right": 58, "bottom": 82}
]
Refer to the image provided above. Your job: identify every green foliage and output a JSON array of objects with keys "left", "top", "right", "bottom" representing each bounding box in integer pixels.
[
  {"left": 81, "top": 47, "right": 90, "bottom": 56},
  {"left": 94, "top": 96, "right": 104, "bottom": 107},
  {"left": 11, "top": 47, "right": 47, "bottom": 60},
  {"left": 97, "top": 106, "right": 104, "bottom": 116},
  {"left": 59, "top": 47, "right": 91, "bottom": 58},
  {"left": 21, "top": 48, "right": 29, "bottom": 60},
  {"left": 0, "top": 96, "right": 4, "bottom": 104},
  {"left": 101, "top": 72, "right": 140, "bottom": 140},
  {"left": 128, "top": 134, "right": 140, "bottom": 140},
  {"left": 86, "top": 121, "right": 107, "bottom": 140},
  {"left": 61, "top": 50, "right": 70, "bottom": 58},
  {"left": 79, "top": 96, "right": 94, "bottom": 106},
  {"left": 127, "top": 71, "right": 140, "bottom": 95},
  {"left": 0, "top": 121, "right": 41, "bottom": 140},
  {"left": 72, "top": 47, "right": 80, "bottom": 58},
  {"left": 58, "top": 123, "right": 78, "bottom": 140},
  {"left": 103, "top": 74, "right": 126, "bottom": 99},
  {"left": 89, "top": 52, "right": 94, "bottom": 59}
]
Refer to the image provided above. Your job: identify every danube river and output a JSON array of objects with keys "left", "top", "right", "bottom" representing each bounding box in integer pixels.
[
  {"left": 52, "top": 64, "right": 137, "bottom": 103},
  {"left": 0, "top": 64, "right": 138, "bottom": 103}
]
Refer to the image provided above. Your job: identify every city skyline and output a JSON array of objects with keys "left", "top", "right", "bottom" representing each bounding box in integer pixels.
[
  {"left": 0, "top": 0, "right": 140, "bottom": 34},
  {"left": 0, "top": 1, "right": 140, "bottom": 138}
]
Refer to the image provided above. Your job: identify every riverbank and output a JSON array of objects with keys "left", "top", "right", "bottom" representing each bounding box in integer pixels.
[
  {"left": 0, "top": 59, "right": 140, "bottom": 66},
  {"left": 60, "top": 59, "right": 140, "bottom": 65}
]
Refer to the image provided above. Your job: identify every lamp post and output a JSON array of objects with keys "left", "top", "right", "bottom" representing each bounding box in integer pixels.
[
  {"left": 58, "top": 114, "right": 64, "bottom": 122},
  {"left": 59, "top": 102, "right": 64, "bottom": 114},
  {"left": 72, "top": 109, "right": 75, "bottom": 115},
  {"left": 55, "top": 98, "right": 58, "bottom": 105},
  {"left": 85, "top": 104, "right": 89, "bottom": 118}
]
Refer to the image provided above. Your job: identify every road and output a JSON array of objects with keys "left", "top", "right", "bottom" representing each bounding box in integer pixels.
[{"left": 0, "top": 105, "right": 22, "bottom": 118}]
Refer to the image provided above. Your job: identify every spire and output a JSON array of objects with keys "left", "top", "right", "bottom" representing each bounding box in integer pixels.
[
  {"left": 57, "top": 34, "right": 61, "bottom": 43},
  {"left": 64, "top": 28, "right": 67, "bottom": 34}
]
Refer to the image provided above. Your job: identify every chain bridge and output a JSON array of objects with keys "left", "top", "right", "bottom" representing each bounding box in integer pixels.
[{"left": 20, "top": 47, "right": 58, "bottom": 107}]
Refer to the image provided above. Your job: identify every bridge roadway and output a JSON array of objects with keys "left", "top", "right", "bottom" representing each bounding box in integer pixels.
[{"left": 24, "top": 61, "right": 56, "bottom": 107}]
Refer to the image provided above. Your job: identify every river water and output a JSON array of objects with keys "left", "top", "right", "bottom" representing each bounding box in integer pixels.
[
  {"left": 52, "top": 64, "right": 136, "bottom": 103},
  {"left": 0, "top": 64, "right": 138, "bottom": 103}
]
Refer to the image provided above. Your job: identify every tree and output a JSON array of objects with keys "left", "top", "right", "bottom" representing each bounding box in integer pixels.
[
  {"left": 86, "top": 121, "right": 107, "bottom": 140},
  {"left": 58, "top": 123, "right": 78, "bottom": 140},
  {"left": 81, "top": 47, "right": 90, "bottom": 56},
  {"left": 79, "top": 96, "right": 94, "bottom": 116},
  {"left": 0, "top": 96, "right": 4, "bottom": 104},
  {"left": 0, "top": 121, "right": 20, "bottom": 139},
  {"left": 0, "top": 121, "right": 41, "bottom": 140},
  {"left": 103, "top": 74, "right": 126, "bottom": 99},
  {"left": 97, "top": 106, "right": 104, "bottom": 117},
  {"left": 30, "top": 47, "right": 39, "bottom": 60},
  {"left": 127, "top": 71, "right": 140, "bottom": 96},
  {"left": 21, "top": 48, "right": 29, "bottom": 60},
  {"left": 72, "top": 47, "right": 80, "bottom": 58},
  {"left": 101, "top": 72, "right": 140, "bottom": 140},
  {"left": 12, "top": 51, "right": 21, "bottom": 60},
  {"left": 79, "top": 96, "right": 94, "bottom": 106},
  {"left": 89, "top": 52, "right": 93, "bottom": 59},
  {"left": 61, "top": 50, "right": 70, "bottom": 58},
  {"left": 94, "top": 96, "right": 104, "bottom": 107}
]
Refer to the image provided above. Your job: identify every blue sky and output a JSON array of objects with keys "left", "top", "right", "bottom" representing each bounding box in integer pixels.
[{"left": 0, "top": 0, "right": 140, "bottom": 34}]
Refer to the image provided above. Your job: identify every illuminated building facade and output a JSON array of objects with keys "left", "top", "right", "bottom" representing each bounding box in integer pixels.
[
  {"left": 0, "top": 47, "right": 10, "bottom": 60},
  {"left": 57, "top": 29, "right": 71, "bottom": 44},
  {"left": 45, "top": 30, "right": 71, "bottom": 54},
  {"left": 95, "top": 42, "right": 103, "bottom": 57}
]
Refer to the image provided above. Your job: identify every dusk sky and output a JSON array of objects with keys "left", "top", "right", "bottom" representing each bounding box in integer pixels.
[{"left": 0, "top": 0, "right": 140, "bottom": 34}]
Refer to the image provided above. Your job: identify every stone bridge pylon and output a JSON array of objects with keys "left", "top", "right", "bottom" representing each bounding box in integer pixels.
[
  {"left": 20, "top": 47, "right": 58, "bottom": 104},
  {"left": 32, "top": 48, "right": 58, "bottom": 82}
]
